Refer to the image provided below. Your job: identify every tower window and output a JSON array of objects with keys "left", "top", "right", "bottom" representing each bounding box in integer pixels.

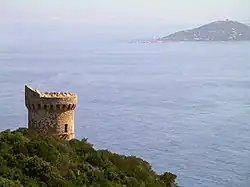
[
  {"left": 56, "top": 104, "right": 60, "bottom": 110},
  {"left": 64, "top": 124, "right": 68, "bottom": 133}
]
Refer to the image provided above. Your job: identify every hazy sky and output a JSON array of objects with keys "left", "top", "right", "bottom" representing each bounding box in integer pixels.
[{"left": 1, "top": 0, "right": 250, "bottom": 26}]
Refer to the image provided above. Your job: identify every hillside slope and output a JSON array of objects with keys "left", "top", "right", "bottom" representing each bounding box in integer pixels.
[
  {"left": 0, "top": 128, "right": 178, "bottom": 187},
  {"left": 158, "top": 20, "right": 250, "bottom": 42}
]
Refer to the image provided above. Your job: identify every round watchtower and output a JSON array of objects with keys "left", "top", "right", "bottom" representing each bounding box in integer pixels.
[{"left": 25, "top": 85, "right": 77, "bottom": 140}]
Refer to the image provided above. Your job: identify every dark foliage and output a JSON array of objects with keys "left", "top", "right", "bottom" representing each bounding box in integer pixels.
[{"left": 0, "top": 128, "right": 178, "bottom": 187}]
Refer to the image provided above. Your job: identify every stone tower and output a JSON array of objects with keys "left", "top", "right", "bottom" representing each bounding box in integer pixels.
[{"left": 25, "top": 85, "right": 77, "bottom": 140}]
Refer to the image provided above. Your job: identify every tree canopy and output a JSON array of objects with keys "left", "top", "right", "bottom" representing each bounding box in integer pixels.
[{"left": 0, "top": 128, "right": 178, "bottom": 187}]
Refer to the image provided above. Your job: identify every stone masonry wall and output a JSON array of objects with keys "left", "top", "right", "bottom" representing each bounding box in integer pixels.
[
  {"left": 25, "top": 85, "right": 77, "bottom": 140},
  {"left": 28, "top": 109, "right": 75, "bottom": 140}
]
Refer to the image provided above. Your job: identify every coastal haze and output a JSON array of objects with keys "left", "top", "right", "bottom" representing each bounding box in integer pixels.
[
  {"left": 1, "top": 1, "right": 250, "bottom": 187},
  {"left": 1, "top": 0, "right": 250, "bottom": 39}
]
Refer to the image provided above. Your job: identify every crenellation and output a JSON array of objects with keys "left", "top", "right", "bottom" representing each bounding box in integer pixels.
[
  {"left": 40, "top": 91, "right": 76, "bottom": 98},
  {"left": 25, "top": 85, "right": 77, "bottom": 140}
]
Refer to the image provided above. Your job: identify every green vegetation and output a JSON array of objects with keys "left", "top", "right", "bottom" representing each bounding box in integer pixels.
[{"left": 0, "top": 128, "right": 178, "bottom": 187}]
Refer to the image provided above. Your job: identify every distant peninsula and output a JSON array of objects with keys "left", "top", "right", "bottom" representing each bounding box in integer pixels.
[{"left": 143, "top": 20, "right": 250, "bottom": 43}]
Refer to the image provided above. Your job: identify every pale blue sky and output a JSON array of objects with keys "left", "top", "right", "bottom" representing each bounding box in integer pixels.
[{"left": 1, "top": 0, "right": 250, "bottom": 26}]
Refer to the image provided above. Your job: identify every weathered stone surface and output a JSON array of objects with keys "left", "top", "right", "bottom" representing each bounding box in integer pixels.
[{"left": 25, "top": 85, "right": 77, "bottom": 140}]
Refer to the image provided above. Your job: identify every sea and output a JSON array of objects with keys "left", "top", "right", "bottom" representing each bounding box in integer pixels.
[{"left": 0, "top": 30, "right": 250, "bottom": 187}]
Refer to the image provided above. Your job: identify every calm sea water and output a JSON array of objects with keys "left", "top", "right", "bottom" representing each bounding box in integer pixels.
[{"left": 0, "top": 40, "right": 250, "bottom": 187}]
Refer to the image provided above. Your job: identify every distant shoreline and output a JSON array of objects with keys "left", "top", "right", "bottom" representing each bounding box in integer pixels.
[
  {"left": 130, "top": 39, "right": 250, "bottom": 44},
  {"left": 133, "top": 20, "right": 250, "bottom": 43}
]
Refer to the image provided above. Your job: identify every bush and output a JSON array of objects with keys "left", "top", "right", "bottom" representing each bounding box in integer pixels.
[{"left": 0, "top": 128, "right": 178, "bottom": 187}]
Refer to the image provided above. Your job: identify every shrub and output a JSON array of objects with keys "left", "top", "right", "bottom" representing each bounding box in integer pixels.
[{"left": 0, "top": 128, "right": 178, "bottom": 187}]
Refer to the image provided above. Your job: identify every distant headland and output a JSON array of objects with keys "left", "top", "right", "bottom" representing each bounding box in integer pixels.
[{"left": 137, "top": 20, "right": 250, "bottom": 43}]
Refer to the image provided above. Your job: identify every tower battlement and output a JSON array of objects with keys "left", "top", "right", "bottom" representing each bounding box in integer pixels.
[
  {"left": 25, "top": 85, "right": 77, "bottom": 140},
  {"left": 25, "top": 86, "right": 77, "bottom": 111}
]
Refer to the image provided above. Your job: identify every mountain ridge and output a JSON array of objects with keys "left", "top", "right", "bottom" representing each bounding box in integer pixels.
[{"left": 147, "top": 20, "right": 250, "bottom": 43}]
